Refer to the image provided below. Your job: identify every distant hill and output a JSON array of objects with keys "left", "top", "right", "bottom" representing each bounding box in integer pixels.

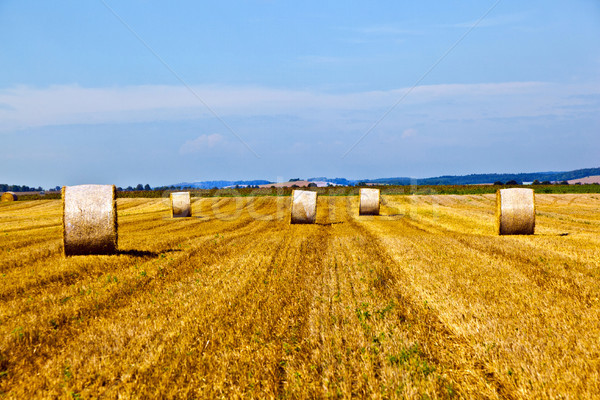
[
  {"left": 258, "top": 180, "right": 339, "bottom": 188},
  {"left": 170, "top": 180, "right": 272, "bottom": 189},
  {"left": 362, "top": 167, "right": 600, "bottom": 186},
  {"left": 165, "top": 167, "right": 600, "bottom": 189},
  {"left": 568, "top": 175, "right": 600, "bottom": 185},
  {"left": 307, "top": 177, "right": 356, "bottom": 186}
]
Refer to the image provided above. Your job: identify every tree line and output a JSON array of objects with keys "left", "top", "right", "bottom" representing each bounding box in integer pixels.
[
  {"left": 0, "top": 184, "right": 44, "bottom": 192},
  {"left": 1, "top": 184, "right": 158, "bottom": 192}
]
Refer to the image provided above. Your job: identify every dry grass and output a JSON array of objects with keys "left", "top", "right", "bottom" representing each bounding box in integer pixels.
[{"left": 0, "top": 194, "right": 599, "bottom": 398}]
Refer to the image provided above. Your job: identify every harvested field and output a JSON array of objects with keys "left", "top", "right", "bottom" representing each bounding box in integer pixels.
[
  {"left": 0, "top": 194, "right": 599, "bottom": 398},
  {"left": 567, "top": 175, "right": 600, "bottom": 185}
]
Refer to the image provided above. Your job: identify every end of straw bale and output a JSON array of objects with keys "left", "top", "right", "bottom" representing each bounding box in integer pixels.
[
  {"left": 496, "top": 188, "right": 535, "bottom": 235},
  {"left": 359, "top": 188, "right": 380, "bottom": 215},
  {"left": 290, "top": 190, "right": 317, "bottom": 224},
  {"left": 62, "top": 184, "right": 118, "bottom": 256},
  {"left": 170, "top": 192, "right": 192, "bottom": 218},
  {"left": 1, "top": 192, "right": 17, "bottom": 202}
]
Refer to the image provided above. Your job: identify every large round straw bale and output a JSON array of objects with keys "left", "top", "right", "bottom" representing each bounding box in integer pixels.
[
  {"left": 290, "top": 190, "right": 317, "bottom": 224},
  {"left": 359, "top": 188, "right": 380, "bottom": 215},
  {"left": 496, "top": 188, "right": 535, "bottom": 235},
  {"left": 1, "top": 192, "right": 18, "bottom": 202},
  {"left": 170, "top": 192, "right": 192, "bottom": 218},
  {"left": 62, "top": 185, "right": 118, "bottom": 256}
]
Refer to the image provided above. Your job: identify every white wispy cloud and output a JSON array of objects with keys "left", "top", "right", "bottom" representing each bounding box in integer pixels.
[
  {"left": 445, "top": 12, "right": 528, "bottom": 29},
  {"left": 354, "top": 25, "right": 423, "bottom": 36},
  {"left": 297, "top": 55, "right": 344, "bottom": 64},
  {"left": 180, "top": 134, "right": 225, "bottom": 154},
  {"left": 0, "top": 81, "right": 598, "bottom": 133},
  {"left": 402, "top": 128, "right": 417, "bottom": 138}
]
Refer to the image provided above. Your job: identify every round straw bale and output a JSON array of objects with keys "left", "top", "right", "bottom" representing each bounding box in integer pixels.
[
  {"left": 290, "top": 190, "right": 317, "bottom": 224},
  {"left": 359, "top": 188, "right": 380, "bottom": 215},
  {"left": 170, "top": 191, "right": 192, "bottom": 218},
  {"left": 496, "top": 188, "right": 535, "bottom": 235},
  {"left": 1, "top": 192, "right": 18, "bottom": 202},
  {"left": 62, "top": 185, "right": 118, "bottom": 256}
]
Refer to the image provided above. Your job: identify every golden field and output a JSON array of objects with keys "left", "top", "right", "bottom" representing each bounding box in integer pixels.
[{"left": 0, "top": 194, "right": 599, "bottom": 399}]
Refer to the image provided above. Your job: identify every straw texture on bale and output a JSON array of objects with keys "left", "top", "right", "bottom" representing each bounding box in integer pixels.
[
  {"left": 62, "top": 185, "right": 118, "bottom": 256},
  {"left": 359, "top": 188, "right": 380, "bottom": 215},
  {"left": 496, "top": 188, "right": 535, "bottom": 235},
  {"left": 1, "top": 192, "right": 17, "bottom": 202},
  {"left": 290, "top": 190, "right": 317, "bottom": 224},
  {"left": 170, "top": 192, "right": 192, "bottom": 218}
]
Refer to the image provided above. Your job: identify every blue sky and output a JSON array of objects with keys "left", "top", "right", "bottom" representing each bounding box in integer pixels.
[{"left": 1, "top": 0, "right": 599, "bottom": 187}]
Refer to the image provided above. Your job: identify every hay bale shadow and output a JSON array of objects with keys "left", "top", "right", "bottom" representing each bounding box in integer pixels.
[
  {"left": 117, "top": 249, "right": 182, "bottom": 257},
  {"left": 162, "top": 216, "right": 210, "bottom": 220},
  {"left": 316, "top": 221, "right": 344, "bottom": 226}
]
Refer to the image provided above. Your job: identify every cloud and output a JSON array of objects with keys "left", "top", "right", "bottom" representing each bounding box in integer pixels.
[
  {"left": 180, "top": 134, "right": 224, "bottom": 154},
  {"left": 341, "top": 25, "right": 423, "bottom": 45},
  {"left": 0, "top": 81, "right": 598, "bottom": 134},
  {"left": 354, "top": 25, "right": 423, "bottom": 36},
  {"left": 446, "top": 12, "right": 528, "bottom": 29},
  {"left": 402, "top": 128, "right": 417, "bottom": 138},
  {"left": 297, "top": 55, "right": 344, "bottom": 64}
]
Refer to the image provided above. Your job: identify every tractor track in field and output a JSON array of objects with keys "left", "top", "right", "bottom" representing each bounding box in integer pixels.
[
  {"left": 346, "top": 216, "right": 516, "bottom": 400},
  {"left": 0, "top": 222, "right": 60, "bottom": 234},
  {"left": 0, "top": 240, "right": 61, "bottom": 273},
  {"left": 89, "top": 221, "right": 298, "bottom": 398},
  {"left": 97, "top": 222, "right": 332, "bottom": 398},
  {"left": 1, "top": 196, "right": 599, "bottom": 398},
  {"left": 399, "top": 216, "right": 597, "bottom": 306},
  {"left": 1, "top": 200, "right": 276, "bottom": 302},
  {"left": 2, "top": 217, "right": 282, "bottom": 393}
]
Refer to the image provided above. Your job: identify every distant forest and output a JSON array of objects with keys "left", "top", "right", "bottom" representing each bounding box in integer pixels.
[
  {"left": 0, "top": 184, "right": 44, "bottom": 192},
  {"left": 365, "top": 167, "right": 600, "bottom": 186},
  {"left": 2, "top": 167, "right": 599, "bottom": 192}
]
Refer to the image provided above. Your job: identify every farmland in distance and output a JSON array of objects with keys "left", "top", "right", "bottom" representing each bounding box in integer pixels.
[{"left": 1, "top": 194, "right": 599, "bottom": 398}]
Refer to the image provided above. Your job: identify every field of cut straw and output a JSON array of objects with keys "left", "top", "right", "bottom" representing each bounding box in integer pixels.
[{"left": 1, "top": 194, "right": 599, "bottom": 399}]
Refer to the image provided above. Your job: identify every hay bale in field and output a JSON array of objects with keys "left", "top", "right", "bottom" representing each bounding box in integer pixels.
[
  {"left": 290, "top": 190, "right": 317, "bottom": 224},
  {"left": 496, "top": 188, "right": 535, "bottom": 235},
  {"left": 359, "top": 188, "right": 380, "bottom": 215},
  {"left": 1, "top": 192, "right": 17, "bottom": 202},
  {"left": 170, "top": 192, "right": 192, "bottom": 218},
  {"left": 62, "top": 184, "right": 118, "bottom": 256}
]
